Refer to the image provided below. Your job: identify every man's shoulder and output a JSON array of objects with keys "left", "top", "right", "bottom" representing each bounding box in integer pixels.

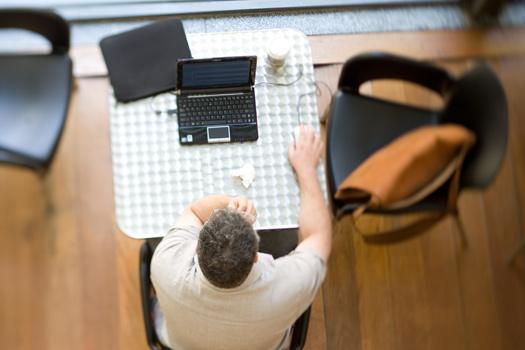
[
  {"left": 257, "top": 248, "right": 325, "bottom": 277},
  {"left": 154, "top": 225, "right": 200, "bottom": 254},
  {"left": 249, "top": 249, "right": 326, "bottom": 321},
  {"left": 275, "top": 247, "right": 326, "bottom": 271},
  {"left": 151, "top": 225, "right": 200, "bottom": 284},
  {"left": 271, "top": 247, "right": 326, "bottom": 292},
  {"left": 167, "top": 225, "right": 201, "bottom": 239}
]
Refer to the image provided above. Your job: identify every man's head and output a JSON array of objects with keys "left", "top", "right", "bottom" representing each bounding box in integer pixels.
[{"left": 197, "top": 208, "right": 259, "bottom": 288}]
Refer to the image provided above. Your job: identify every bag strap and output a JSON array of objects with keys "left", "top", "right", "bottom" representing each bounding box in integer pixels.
[
  {"left": 350, "top": 211, "right": 446, "bottom": 244},
  {"left": 447, "top": 143, "right": 472, "bottom": 213},
  {"left": 351, "top": 145, "right": 471, "bottom": 244}
]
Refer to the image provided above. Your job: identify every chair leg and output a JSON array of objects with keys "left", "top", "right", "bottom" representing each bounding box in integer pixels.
[
  {"left": 147, "top": 238, "right": 162, "bottom": 252},
  {"left": 507, "top": 237, "right": 525, "bottom": 266},
  {"left": 452, "top": 213, "right": 468, "bottom": 249}
]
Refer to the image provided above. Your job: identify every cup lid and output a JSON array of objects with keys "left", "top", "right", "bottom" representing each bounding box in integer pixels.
[{"left": 267, "top": 39, "right": 290, "bottom": 60}]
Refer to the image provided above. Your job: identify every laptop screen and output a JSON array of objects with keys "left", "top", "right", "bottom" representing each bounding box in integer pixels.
[{"left": 177, "top": 56, "right": 257, "bottom": 91}]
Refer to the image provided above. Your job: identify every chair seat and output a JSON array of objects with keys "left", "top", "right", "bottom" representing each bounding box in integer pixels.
[
  {"left": 0, "top": 54, "right": 72, "bottom": 168},
  {"left": 326, "top": 91, "right": 448, "bottom": 214}
]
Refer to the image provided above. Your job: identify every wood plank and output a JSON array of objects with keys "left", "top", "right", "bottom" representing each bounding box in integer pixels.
[
  {"left": 322, "top": 217, "right": 363, "bottom": 350},
  {"left": 71, "top": 45, "right": 106, "bottom": 78},
  {"left": 401, "top": 79, "right": 466, "bottom": 349},
  {"left": 0, "top": 169, "right": 48, "bottom": 350},
  {"left": 370, "top": 80, "right": 433, "bottom": 350},
  {"left": 455, "top": 190, "right": 504, "bottom": 350},
  {"left": 68, "top": 79, "right": 119, "bottom": 350},
  {"left": 419, "top": 219, "right": 467, "bottom": 349},
  {"left": 495, "top": 57, "right": 525, "bottom": 267},
  {"left": 481, "top": 57, "right": 525, "bottom": 349},
  {"left": 71, "top": 26, "right": 525, "bottom": 78},
  {"left": 310, "top": 26, "right": 525, "bottom": 65},
  {"left": 353, "top": 229, "right": 396, "bottom": 350},
  {"left": 41, "top": 87, "right": 85, "bottom": 350},
  {"left": 482, "top": 151, "right": 525, "bottom": 349},
  {"left": 438, "top": 60, "right": 504, "bottom": 350},
  {"left": 116, "top": 233, "right": 146, "bottom": 350},
  {"left": 316, "top": 63, "right": 359, "bottom": 350},
  {"left": 386, "top": 238, "right": 432, "bottom": 350},
  {"left": 347, "top": 81, "right": 397, "bottom": 350},
  {"left": 304, "top": 289, "right": 327, "bottom": 350}
]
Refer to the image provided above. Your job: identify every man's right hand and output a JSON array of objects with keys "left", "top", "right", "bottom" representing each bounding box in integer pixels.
[
  {"left": 288, "top": 125, "right": 323, "bottom": 178},
  {"left": 287, "top": 124, "right": 332, "bottom": 262}
]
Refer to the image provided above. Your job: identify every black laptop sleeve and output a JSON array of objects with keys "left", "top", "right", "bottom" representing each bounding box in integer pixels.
[{"left": 100, "top": 18, "right": 192, "bottom": 102}]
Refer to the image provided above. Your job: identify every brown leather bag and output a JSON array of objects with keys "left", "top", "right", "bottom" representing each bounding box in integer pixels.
[{"left": 335, "top": 124, "right": 475, "bottom": 242}]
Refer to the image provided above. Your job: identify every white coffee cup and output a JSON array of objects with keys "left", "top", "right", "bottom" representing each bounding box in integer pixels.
[{"left": 266, "top": 38, "right": 291, "bottom": 69}]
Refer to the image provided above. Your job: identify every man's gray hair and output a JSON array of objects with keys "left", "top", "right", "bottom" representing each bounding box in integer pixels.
[{"left": 197, "top": 208, "right": 259, "bottom": 288}]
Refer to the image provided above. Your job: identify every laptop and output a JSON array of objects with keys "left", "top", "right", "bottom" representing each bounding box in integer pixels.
[{"left": 175, "top": 56, "right": 259, "bottom": 145}]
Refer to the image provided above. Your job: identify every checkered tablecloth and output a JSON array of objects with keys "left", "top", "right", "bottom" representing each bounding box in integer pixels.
[{"left": 109, "top": 28, "right": 326, "bottom": 239}]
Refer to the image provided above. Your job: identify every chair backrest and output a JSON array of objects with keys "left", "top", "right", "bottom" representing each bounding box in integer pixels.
[
  {"left": 0, "top": 9, "right": 72, "bottom": 171},
  {"left": 338, "top": 52, "right": 454, "bottom": 96},
  {"left": 440, "top": 63, "right": 508, "bottom": 188},
  {"left": 0, "top": 8, "right": 70, "bottom": 54},
  {"left": 289, "top": 306, "right": 311, "bottom": 350},
  {"left": 139, "top": 242, "right": 171, "bottom": 350},
  {"left": 337, "top": 52, "right": 507, "bottom": 190}
]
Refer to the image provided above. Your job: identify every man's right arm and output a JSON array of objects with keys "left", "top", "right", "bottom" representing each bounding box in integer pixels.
[{"left": 288, "top": 125, "right": 332, "bottom": 262}]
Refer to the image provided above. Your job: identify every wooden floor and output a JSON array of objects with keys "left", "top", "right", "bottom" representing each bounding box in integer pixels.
[
  {"left": 1, "top": 28, "right": 525, "bottom": 350},
  {"left": 319, "top": 57, "right": 525, "bottom": 350}
]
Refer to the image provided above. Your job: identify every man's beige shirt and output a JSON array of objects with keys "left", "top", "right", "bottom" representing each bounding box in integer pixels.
[{"left": 151, "top": 225, "right": 326, "bottom": 350}]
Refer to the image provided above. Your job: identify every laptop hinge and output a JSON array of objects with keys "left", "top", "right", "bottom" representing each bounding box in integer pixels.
[{"left": 179, "top": 85, "right": 253, "bottom": 95}]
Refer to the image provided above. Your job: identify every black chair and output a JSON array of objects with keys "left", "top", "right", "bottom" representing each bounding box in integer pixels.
[
  {"left": 326, "top": 52, "right": 507, "bottom": 242},
  {"left": 0, "top": 9, "right": 72, "bottom": 172},
  {"left": 139, "top": 228, "right": 311, "bottom": 350}
]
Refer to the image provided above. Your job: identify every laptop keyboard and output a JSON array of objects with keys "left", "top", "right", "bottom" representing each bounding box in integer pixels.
[{"left": 178, "top": 93, "right": 256, "bottom": 127}]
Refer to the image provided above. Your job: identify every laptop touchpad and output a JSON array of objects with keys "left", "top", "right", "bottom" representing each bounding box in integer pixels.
[{"left": 207, "top": 126, "right": 231, "bottom": 143}]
